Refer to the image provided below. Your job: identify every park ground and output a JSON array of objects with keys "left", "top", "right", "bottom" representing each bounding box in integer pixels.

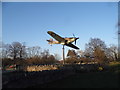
[
  {"left": 30, "top": 62, "right": 120, "bottom": 88},
  {"left": 33, "top": 71, "right": 119, "bottom": 88}
]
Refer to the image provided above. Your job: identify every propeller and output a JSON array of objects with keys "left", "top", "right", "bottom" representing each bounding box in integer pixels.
[
  {"left": 73, "top": 34, "right": 75, "bottom": 37},
  {"left": 73, "top": 34, "right": 79, "bottom": 45}
]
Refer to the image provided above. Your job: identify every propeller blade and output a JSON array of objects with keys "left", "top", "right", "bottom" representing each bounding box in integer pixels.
[
  {"left": 75, "top": 37, "right": 79, "bottom": 45},
  {"left": 75, "top": 40, "right": 76, "bottom": 45},
  {"left": 72, "top": 34, "right": 79, "bottom": 45},
  {"left": 73, "top": 34, "right": 75, "bottom": 37},
  {"left": 73, "top": 34, "right": 76, "bottom": 44}
]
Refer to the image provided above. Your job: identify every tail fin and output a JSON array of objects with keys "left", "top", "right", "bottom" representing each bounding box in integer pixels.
[
  {"left": 46, "top": 39, "right": 53, "bottom": 45},
  {"left": 47, "top": 40, "right": 50, "bottom": 42}
]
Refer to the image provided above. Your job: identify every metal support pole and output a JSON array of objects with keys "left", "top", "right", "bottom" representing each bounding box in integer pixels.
[{"left": 62, "top": 45, "right": 65, "bottom": 64}]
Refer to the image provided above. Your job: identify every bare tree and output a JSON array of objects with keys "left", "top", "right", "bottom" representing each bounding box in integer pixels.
[
  {"left": 66, "top": 49, "right": 78, "bottom": 63},
  {"left": 76, "top": 50, "right": 84, "bottom": 58},
  {"left": 67, "top": 49, "right": 77, "bottom": 58},
  {"left": 26, "top": 46, "right": 41, "bottom": 58},
  {"left": 93, "top": 46, "right": 107, "bottom": 64},
  {"left": 8, "top": 42, "right": 26, "bottom": 59},
  {"left": 85, "top": 38, "right": 108, "bottom": 63},
  {"left": 86, "top": 38, "right": 107, "bottom": 51},
  {"left": 106, "top": 44, "right": 118, "bottom": 61},
  {"left": 2, "top": 44, "right": 9, "bottom": 58},
  {"left": 41, "top": 49, "right": 50, "bottom": 60},
  {"left": 54, "top": 53, "right": 61, "bottom": 60}
]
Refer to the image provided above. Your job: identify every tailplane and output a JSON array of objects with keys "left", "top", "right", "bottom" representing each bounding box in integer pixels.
[{"left": 46, "top": 39, "right": 53, "bottom": 45}]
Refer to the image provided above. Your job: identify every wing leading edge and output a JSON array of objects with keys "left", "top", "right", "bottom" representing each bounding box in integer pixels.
[
  {"left": 65, "top": 43, "right": 79, "bottom": 49},
  {"left": 47, "top": 31, "right": 65, "bottom": 42}
]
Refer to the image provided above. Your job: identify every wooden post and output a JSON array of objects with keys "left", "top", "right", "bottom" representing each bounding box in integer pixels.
[{"left": 62, "top": 45, "right": 65, "bottom": 64}]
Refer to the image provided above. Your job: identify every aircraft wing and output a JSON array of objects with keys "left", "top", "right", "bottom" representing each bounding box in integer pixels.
[
  {"left": 65, "top": 43, "right": 79, "bottom": 49},
  {"left": 47, "top": 31, "right": 65, "bottom": 42}
]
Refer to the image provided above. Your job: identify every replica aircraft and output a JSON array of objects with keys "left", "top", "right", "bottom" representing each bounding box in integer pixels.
[{"left": 47, "top": 31, "right": 79, "bottom": 49}]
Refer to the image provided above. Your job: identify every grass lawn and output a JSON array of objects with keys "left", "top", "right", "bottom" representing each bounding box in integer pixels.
[
  {"left": 36, "top": 71, "right": 119, "bottom": 88},
  {"left": 3, "top": 61, "right": 120, "bottom": 88},
  {"left": 31, "top": 62, "right": 120, "bottom": 88}
]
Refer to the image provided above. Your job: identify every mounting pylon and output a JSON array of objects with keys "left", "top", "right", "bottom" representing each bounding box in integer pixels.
[{"left": 62, "top": 45, "right": 65, "bottom": 64}]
